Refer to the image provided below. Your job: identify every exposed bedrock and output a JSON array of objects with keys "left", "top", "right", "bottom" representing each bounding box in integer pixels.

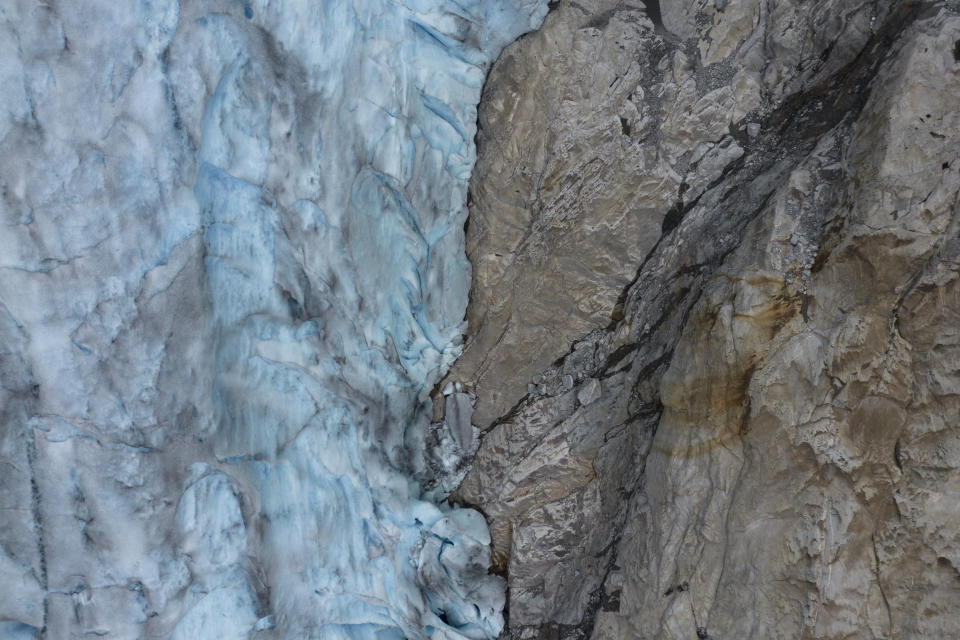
[{"left": 454, "top": 0, "right": 960, "bottom": 637}]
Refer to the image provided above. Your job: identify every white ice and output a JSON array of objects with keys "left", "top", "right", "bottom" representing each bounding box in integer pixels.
[{"left": 0, "top": 0, "right": 548, "bottom": 637}]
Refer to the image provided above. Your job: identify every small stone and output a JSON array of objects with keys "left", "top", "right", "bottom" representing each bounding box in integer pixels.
[
  {"left": 577, "top": 378, "right": 601, "bottom": 406},
  {"left": 445, "top": 393, "right": 475, "bottom": 451},
  {"left": 253, "top": 616, "right": 276, "bottom": 631}
]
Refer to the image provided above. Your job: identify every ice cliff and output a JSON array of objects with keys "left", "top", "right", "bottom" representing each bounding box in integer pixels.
[{"left": 0, "top": 0, "right": 548, "bottom": 638}]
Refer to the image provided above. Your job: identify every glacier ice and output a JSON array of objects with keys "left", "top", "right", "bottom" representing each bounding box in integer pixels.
[{"left": 0, "top": 0, "right": 548, "bottom": 637}]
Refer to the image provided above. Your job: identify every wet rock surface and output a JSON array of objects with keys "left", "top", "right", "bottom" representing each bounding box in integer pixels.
[{"left": 457, "top": 1, "right": 960, "bottom": 637}]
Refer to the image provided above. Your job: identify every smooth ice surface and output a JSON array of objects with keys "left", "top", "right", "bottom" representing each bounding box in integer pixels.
[{"left": 0, "top": 1, "right": 547, "bottom": 637}]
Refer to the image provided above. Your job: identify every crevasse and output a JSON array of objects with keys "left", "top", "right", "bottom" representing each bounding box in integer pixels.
[{"left": 0, "top": 0, "right": 547, "bottom": 638}]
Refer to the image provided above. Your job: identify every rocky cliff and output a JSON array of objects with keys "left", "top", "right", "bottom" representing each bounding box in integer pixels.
[{"left": 453, "top": 0, "right": 960, "bottom": 637}]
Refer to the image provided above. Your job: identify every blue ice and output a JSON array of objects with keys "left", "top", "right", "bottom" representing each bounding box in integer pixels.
[
  {"left": 0, "top": 0, "right": 547, "bottom": 637},
  {"left": 182, "top": 0, "right": 548, "bottom": 638}
]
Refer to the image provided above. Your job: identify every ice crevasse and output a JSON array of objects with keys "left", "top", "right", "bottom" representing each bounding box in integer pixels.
[{"left": 0, "top": 1, "right": 548, "bottom": 638}]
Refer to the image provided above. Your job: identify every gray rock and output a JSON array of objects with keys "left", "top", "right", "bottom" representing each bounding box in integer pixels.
[
  {"left": 459, "top": 1, "right": 960, "bottom": 638},
  {"left": 576, "top": 379, "right": 601, "bottom": 406},
  {"left": 446, "top": 392, "right": 477, "bottom": 452}
]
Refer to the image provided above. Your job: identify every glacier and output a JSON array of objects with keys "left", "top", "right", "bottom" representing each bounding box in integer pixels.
[{"left": 0, "top": 0, "right": 547, "bottom": 638}]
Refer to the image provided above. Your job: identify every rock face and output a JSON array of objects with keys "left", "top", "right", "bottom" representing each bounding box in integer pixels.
[{"left": 457, "top": 0, "right": 960, "bottom": 637}]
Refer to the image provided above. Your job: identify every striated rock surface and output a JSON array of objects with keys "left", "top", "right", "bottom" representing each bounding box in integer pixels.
[{"left": 458, "top": 0, "right": 960, "bottom": 637}]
